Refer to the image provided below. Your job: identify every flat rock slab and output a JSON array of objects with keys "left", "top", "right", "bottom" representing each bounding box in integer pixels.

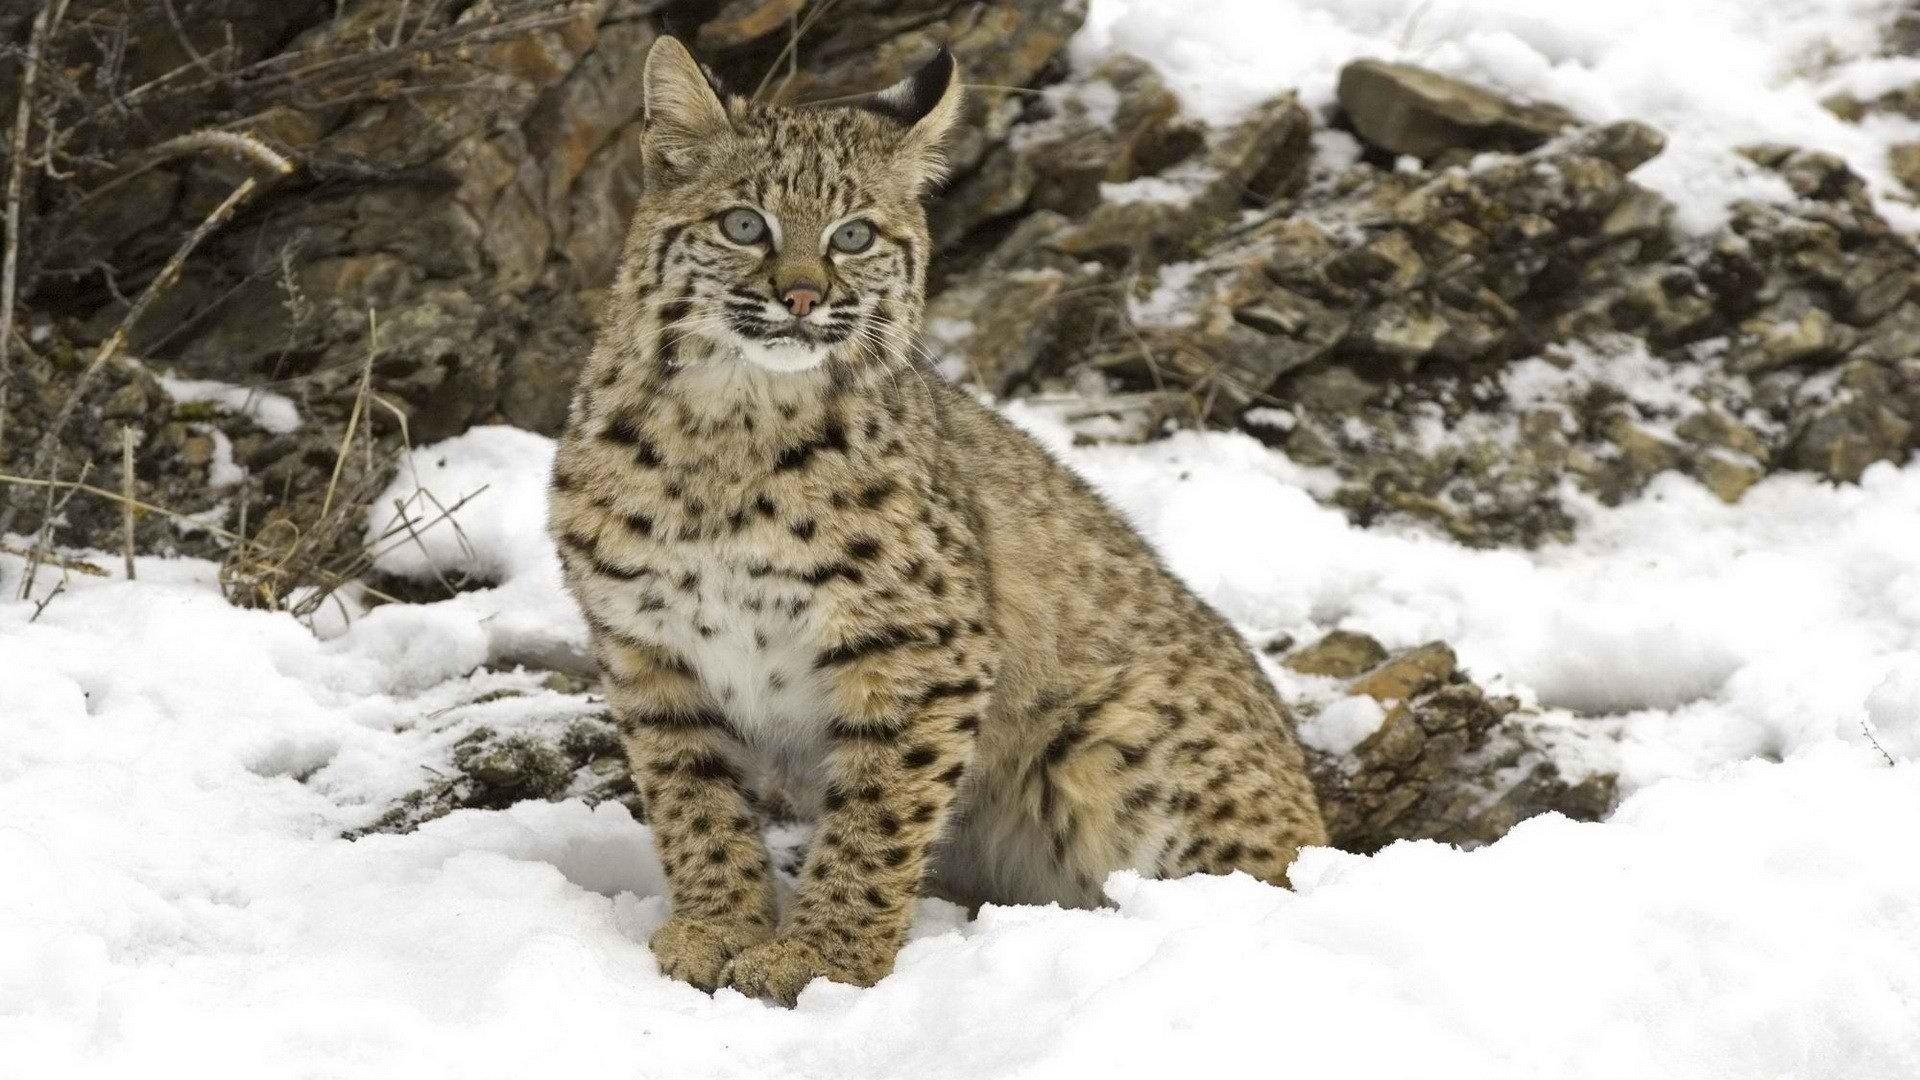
[{"left": 1338, "top": 58, "right": 1578, "bottom": 159}]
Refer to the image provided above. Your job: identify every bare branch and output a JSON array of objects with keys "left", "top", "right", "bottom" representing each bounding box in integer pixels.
[
  {"left": 0, "top": 471, "right": 242, "bottom": 543},
  {"left": 0, "top": 0, "right": 71, "bottom": 431},
  {"left": 120, "top": 425, "right": 136, "bottom": 580}
]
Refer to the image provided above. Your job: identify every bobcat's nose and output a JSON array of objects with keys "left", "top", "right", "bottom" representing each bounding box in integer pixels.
[{"left": 781, "top": 281, "right": 823, "bottom": 318}]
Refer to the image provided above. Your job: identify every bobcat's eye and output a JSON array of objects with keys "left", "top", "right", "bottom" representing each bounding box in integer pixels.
[
  {"left": 720, "top": 208, "right": 768, "bottom": 245},
  {"left": 830, "top": 219, "right": 875, "bottom": 254}
]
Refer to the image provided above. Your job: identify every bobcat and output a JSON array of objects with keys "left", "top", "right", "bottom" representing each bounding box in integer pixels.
[{"left": 547, "top": 35, "right": 1327, "bottom": 1005}]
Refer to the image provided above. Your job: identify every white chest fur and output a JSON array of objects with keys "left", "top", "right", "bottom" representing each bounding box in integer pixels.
[{"left": 579, "top": 546, "right": 838, "bottom": 806}]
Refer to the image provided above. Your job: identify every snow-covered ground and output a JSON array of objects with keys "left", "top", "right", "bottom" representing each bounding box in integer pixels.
[
  {"left": 7, "top": 2, "right": 1920, "bottom": 1076},
  {"left": 6, "top": 413, "right": 1918, "bottom": 1078}
]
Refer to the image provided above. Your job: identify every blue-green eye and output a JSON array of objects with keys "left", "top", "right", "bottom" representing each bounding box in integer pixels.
[
  {"left": 720, "top": 207, "right": 767, "bottom": 245},
  {"left": 830, "top": 219, "right": 874, "bottom": 254}
]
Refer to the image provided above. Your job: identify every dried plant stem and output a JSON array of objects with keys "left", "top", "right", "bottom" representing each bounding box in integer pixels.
[
  {"left": 121, "top": 427, "right": 136, "bottom": 580},
  {"left": 67, "top": 130, "right": 293, "bottom": 218},
  {"left": 0, "top": 0, "right": 70, "bottom": 434},
  {"left": 754, "top": 0, "right": 840, "bottom": 104},
  {"left": 28, "top": 580, "right": 64, "bottom": 622},
  {"left": 0, "top": 542, "right": 108, "bottom": 576},
  {"left": 322, "top": 311, "right": 377, "bottom": 522},
  {"left": 14, "top": 461, "right": 88, "bottom": 601},
  {"left": 0, "top": 472, "right": 242, "bottom": 544}
]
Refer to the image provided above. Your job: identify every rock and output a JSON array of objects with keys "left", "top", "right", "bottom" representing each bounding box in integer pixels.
[
  {"left": 1891, "top": 142, "right": 1920, "bottom": 194},
  {"left": 1732, "top": 307, "right": 1855, "bottom": 372},
  {"left": 1353, "top": 705, "right": 1427, "bottom": 769},
  {"left": 1348, "top": 641, "right": 1457, "bottom": 702},
  {"left": 1562, "top": 120, "right": 1668, "bottom": 174},
  {"left": 1788, "top": 363, "right": 1916, "bottom": 482},
  {"left": 696, "top": 0, "right": 808, "bottom": 49},
  {"left": 102, "top": 381, "right": 151, "bottom": 421},
  {"left": 1676, "top": 408, "right": 1769, "bottom": 460},
  {"left": 924, "top": 268, "right": 1097, "bottom": 394},
  {"left": 1578, "top": 415, "right": 1684, "bottom": 503},
  {"left": 179, "top": 434, "right": 216, "bottom": 468},
  {"left": 1300, "top": 645, "right": 1619, "bottom": 853},
  {"left": 1285, "top": 630, "right": 1390, "bottom": 678},
  {"left": 937, "top": 55, "right": 1196, "bottom": 247},
  {"left": 1690, "top": 449, "right": 1766, "bottom": 503},
  {"left": 1336, "top": 59, "right": 1578, "bottom": 160}
]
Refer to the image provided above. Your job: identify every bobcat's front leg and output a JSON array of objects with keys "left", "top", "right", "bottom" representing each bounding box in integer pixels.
[
  {"left": 602, "top": 636, "right": 776, "bottom": 991},
  {"left": 728, "top": 621, "right": 995, "bottom": 1004}
]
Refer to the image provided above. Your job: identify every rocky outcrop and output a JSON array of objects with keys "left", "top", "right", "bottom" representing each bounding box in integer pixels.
[
  {"left": 928, "top": 62, "right": 1920, "bottom": 544},
  {"left": 23, "top": 0, "right": 1088, "bottom": 446},
  {"left": 1284, "top": 634, "right": 1616, "bottom": 852},
  {"left": 19, "top": 5, "right": 1920, "bottom": 551}
]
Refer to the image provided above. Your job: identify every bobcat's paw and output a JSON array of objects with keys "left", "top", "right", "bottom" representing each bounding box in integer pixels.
[
  {"left": 649, "top": 916, "right": 771, "bottom": 992},
  {"left": 726, "top": 934, "right": 891, "bottom": 1006}
]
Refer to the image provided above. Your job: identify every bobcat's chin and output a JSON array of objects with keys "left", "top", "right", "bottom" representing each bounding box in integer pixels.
[{"left": 732, "top": 335, "right": 828, "bottom": 374}]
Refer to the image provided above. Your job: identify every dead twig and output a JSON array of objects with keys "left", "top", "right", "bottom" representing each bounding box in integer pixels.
[
  {"left": 62, "top": 129, "right": 294, "bottom": 237},
  {"left": 119, "top": 426, "right": 136, "bottom": 580},
  {"left": 0, "top": 470, "right": 241, "bottom": 543},
  {"left": 755, "top": 0, "right": 840, "bottom": 104},
  {"left": 0, "top": 0, "right": 70, "bottom": 441},
  {"left": 321, "top": 311, "right": 377, "bottom": 522},
  {"left": 1862, "top": 720, "right": 1897, "bottom": 767},
  {"left": 15, "top": 460, "right": 88, "bottom": 601},
  {"left": 0, "top": 541, "right": 108, "bottom": 575},
  {"left": 28, "top": 580, "right": 65, "bottom": 623}
]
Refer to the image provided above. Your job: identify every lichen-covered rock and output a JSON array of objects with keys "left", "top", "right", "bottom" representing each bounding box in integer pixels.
[
  {"left": 352, "top": 718, "right": 633, "bottom": 838},
  {"left": 1789, "top": 362, "right": 1917, "bottom": 482},
  {"left": 1292, "top": 638, "right": 1619, "bottom": 852},
  {"left": 1284, "top": 630, "right": 1390, "bottom": 679},
  {"left": 1336, "top": 59, "right": 1579, "bottom": 160}
]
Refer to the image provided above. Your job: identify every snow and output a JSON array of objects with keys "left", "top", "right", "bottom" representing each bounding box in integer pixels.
[
  {"left": 1866, "top": 660, "right": 1920, "bottom": 759},
  {"left": 1297, "top": 694, "right": 1387, "bottom": 755},
  {"left": 1126, "top": 260, "right": 1208, "bottom": 328},
  {"left": 156, "top": 374, "right": 302, "bottom": 434},
  {"left": 5, "top": 413, "right": 1919, "bottom": 1076},
  {"left": 363, "top": 426, "right": 588, "bottom": 672},
  {"left": 1074, "top": 0, "right": 1920, "bottom": 232}
]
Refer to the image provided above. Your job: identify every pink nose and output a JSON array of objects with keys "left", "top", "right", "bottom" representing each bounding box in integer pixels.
[{"left": 782, "top": 282, "right": 822, "bottom": 317}]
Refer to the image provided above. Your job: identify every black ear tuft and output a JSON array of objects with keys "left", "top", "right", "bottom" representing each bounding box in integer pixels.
[{"left": 863, "top": 47, "right": 956, "bottom": 126}]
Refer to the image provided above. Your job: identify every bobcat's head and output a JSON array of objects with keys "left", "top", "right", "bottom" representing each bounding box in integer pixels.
[{"left": 622, "top": 36, "right": 961, "bottom": 377}]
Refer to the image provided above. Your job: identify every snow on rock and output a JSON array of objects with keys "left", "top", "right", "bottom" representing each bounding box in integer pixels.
[
  {"left": 156, "top": 374, "right": 302, "bottom": 434},
  {"left": 1298, "top": 694, "right": 1388, "bottom": 755},
  {"left": 1074, "top": 0, "right": 1920, "bottom": 231}
]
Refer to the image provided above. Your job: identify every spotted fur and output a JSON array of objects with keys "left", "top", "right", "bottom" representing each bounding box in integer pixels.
[{"left": 548, "top": 36, "right": 1326, "bottom": 1005}]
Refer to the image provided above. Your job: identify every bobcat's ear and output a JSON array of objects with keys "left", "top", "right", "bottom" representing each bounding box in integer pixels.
[
  {"left": 865, "top": 48, "right": 963, "bottom": 190},
  {"left": 644, "top": 36, "right": 731, "bottom": 177}
]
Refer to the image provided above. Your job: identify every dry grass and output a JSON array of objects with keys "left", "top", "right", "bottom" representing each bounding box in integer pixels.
[{"left": 219, "top": 312, "right": 489, "bottom": 625}]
